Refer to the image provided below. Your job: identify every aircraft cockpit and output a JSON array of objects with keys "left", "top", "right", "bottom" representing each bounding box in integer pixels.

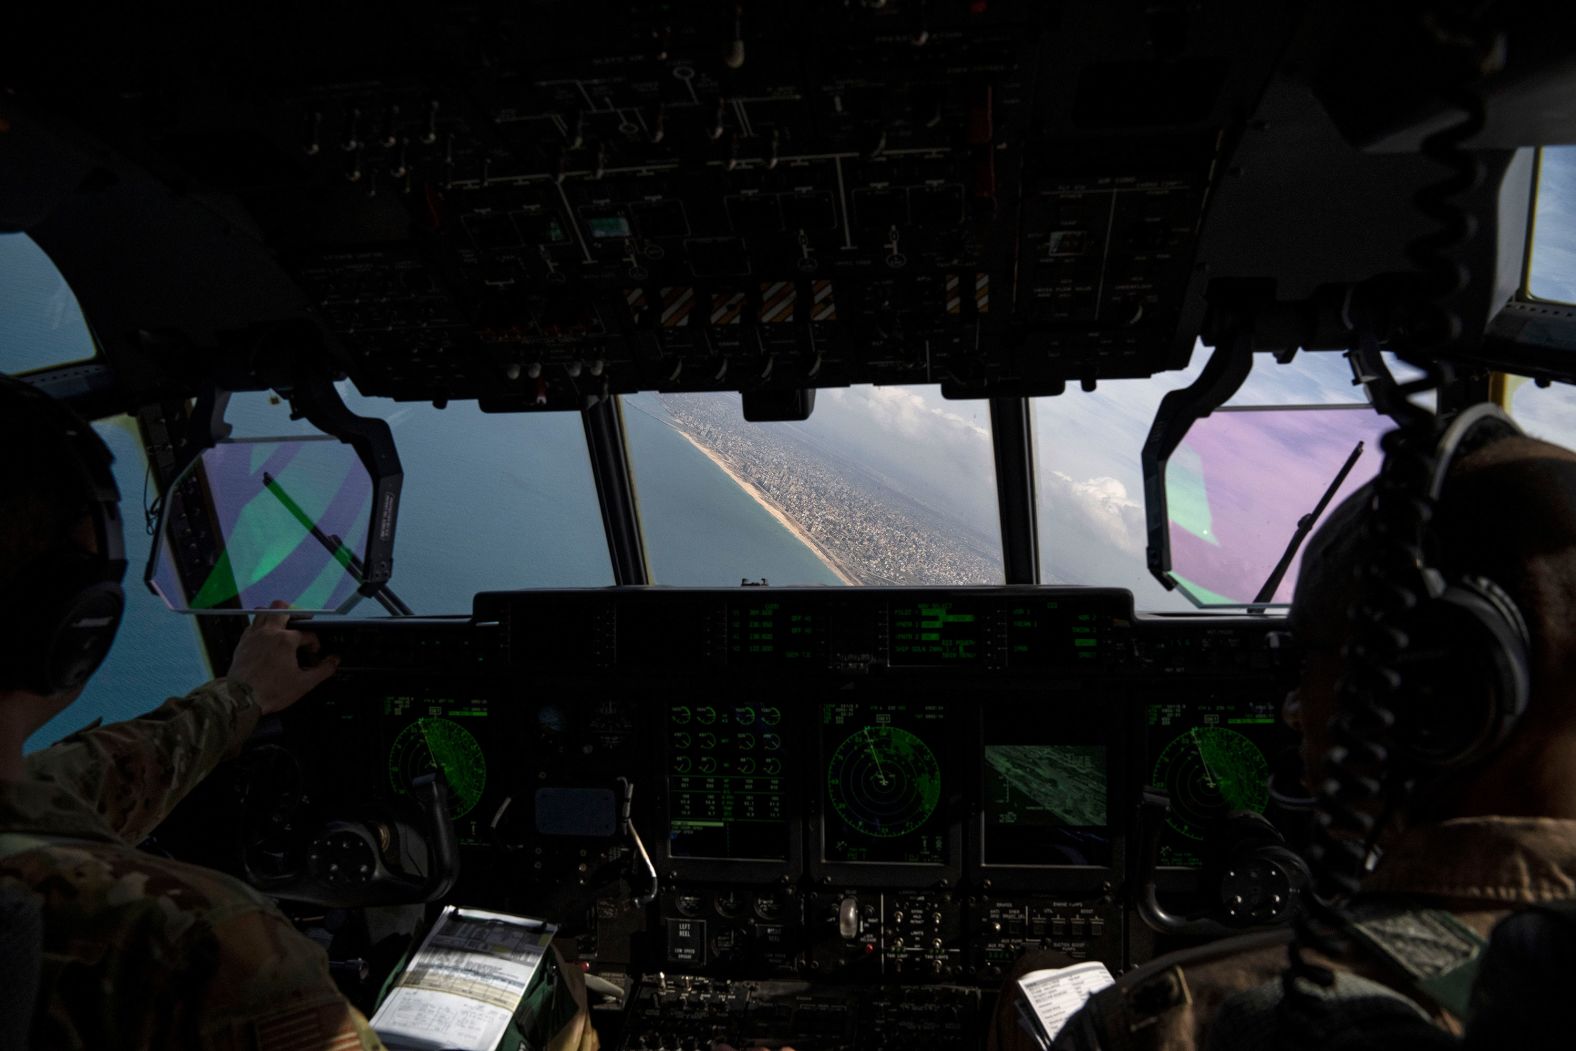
[{"left": 5, "top": 3, "right": 1576, "bottom": 1048}]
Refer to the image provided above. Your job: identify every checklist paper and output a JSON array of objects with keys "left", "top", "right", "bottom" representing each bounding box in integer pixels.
[
  {"left": 370, "top": 907, "right": 558, "bottom": 1051},
  {"left": 1014, "top": 960, "right": 1115, "bottom": 1050}
]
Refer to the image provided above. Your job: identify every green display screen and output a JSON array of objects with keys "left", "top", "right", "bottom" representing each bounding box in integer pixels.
[
  {"left": 822, "top": 702, "right": 948, "bottom": 864},
  {"left": 983, "top": 744, "right": 1110, "bottom": 867},
  {"left": 1007, "top": 599, "right": 1113, "bottom": 669},
  {"left": 667, "top": 702, "right": 789, "bottom": 861},
  {"left": 1145, "top": 699, "right": 1281, "bottom": 868},
  {"left": 727, "top": 601, "right": 823, "bottom": 664},
  {"left": 383, "top": 695, "right": 491, "bottom": 845},
  {"left": 890, "top": 601, "right": 981, "bottom": 665},
  {"left": 586, "top": 214, "right": 632, "bottom": 239}
]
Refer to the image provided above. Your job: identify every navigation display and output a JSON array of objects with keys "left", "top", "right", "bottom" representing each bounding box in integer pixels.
[
  {"left": 889, "top": 601, "right": 984, "bottom": 666},
  {"left": 381, "top": 693, "right": 493, "bottom": 845},
  {"left": 1144, "top": 698, "right": 1285, "bottom": 867},
  {"left": 981, "top": 704, "right": 1111, "bottom": 866},
  {"left": 821, "top": 702, "right": 949, "bottom": 864},
  {"left": 666, "top": 702, "right": 789, "bottom": 861}
]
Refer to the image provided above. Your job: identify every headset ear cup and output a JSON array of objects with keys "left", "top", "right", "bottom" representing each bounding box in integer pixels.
[
  {"left": 0, "top": 375, "right": 126, "bottom": 695},
  {"left": 46, "top": 580, "right": 125, "bottom": 693},
  {"left": 1396, "top": 576, "right": 1530, "bottom": 771},
  {"left": 0, "top": 552, "right": 124, "bottom": 695}
]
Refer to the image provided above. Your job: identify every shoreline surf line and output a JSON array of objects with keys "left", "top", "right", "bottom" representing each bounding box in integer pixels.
[{"left": 666, "top": 426, "right": 862, "bottom": 586}]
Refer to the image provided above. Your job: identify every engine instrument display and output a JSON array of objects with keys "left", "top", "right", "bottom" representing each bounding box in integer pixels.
[
  {"left": 666, "top": 702, "right": 789, "bottom": 861},
  {"left": 1145, "top": 699, "right": 1280, "bottom": 867},
  {"left": 822, "top": 702, "right": 948, "bottom": 864},
  {"left": 382, "top": 695, "right": 490, "bottom": 822}
]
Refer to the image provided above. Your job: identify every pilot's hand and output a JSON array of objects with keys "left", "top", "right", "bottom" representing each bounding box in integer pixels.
[{"left": 228, "top": 600, "right": 339, "bottom": 716}]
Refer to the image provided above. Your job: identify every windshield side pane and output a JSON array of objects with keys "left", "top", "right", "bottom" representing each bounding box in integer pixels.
[
  {"left": 225, "top": 391, "right": 613, "bottom": 611},
  {"left": 1528, "top": 147, "right": 1576, "bottom": 303},
  {"left": 1508, "top": 376, "right": 1576, "bottom": 449},
  {"left": 626, "top": 388, "right": 1002, "bottom": 586},
  {"left": 0, "top": 234, "right": 96, "bottom": 375},
  {"left": 1033, "top": 349, "right": 1386, "bottom": 611}
]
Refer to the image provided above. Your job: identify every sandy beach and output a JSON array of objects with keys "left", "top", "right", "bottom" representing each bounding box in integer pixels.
[{"left": 666, "top": 427, "right": 862, "bottom": 586}]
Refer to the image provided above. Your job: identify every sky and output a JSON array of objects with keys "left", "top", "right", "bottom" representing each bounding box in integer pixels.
[
  {"left": 1530, "top": 147, "right": 1576, "bottom": 305},
  {"left": 782, "top": 385, "right": 1000, "bottom": 546}
]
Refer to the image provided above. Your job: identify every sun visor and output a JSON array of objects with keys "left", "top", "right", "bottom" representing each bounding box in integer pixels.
[
  {"left": 147, "top": 436, "right": 384, "bottom": 614},
  {"left": 1142, "top": 337, "right": 1391, "bottom": 608}
]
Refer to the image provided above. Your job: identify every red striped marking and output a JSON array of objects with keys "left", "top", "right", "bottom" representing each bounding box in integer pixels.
[
  {"left": 660, "top": 287, "right": 694, "bottom": 327},
  {"left": 811, "top": 280, "right": 836, "bottom": 321},
  {"left": 711, "top": 291, "right": 746, "bottom": 325},
  {"left": 760, "top": 281, "right": 795, "bottom": 323}
]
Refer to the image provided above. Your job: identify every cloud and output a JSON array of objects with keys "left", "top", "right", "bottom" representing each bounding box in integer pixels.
[
  {"left": 1510, "top": 381, "right": 1576, "bottom": 450},
  {"left": 826, "top": 385, "right": 992, "bottom": 443},
  {"left": 1050, "top": 471, "right": 1145, "bottom": 555}
]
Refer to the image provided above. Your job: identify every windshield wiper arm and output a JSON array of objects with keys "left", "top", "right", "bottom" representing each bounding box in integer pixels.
[
  {"left": 262, "top": 471, "right": 413, "bottom": 616},
  {"left": 1250, "top": 440, "right": 1365, "bottom": 606}
]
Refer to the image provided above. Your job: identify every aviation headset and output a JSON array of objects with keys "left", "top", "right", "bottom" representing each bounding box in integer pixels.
[
  {"left": 0, "top": 374, "right": 126, "bottom": 696},
  {"left": 1374, "top": 403, "right": 1532, "bottom": 773}
]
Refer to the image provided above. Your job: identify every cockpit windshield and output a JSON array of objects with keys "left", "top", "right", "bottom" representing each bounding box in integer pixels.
[
  {"left": 626, "top": 387, "right": 1001, "bottom": 586},
  {"left": 1528, "top": 147, "right": 1576, "bottom": 304}
]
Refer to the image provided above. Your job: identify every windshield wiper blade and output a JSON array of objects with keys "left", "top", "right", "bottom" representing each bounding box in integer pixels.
[
  {"left": 262, "top": 471, "right": 413, "bottom": 616},
  {"left": 1250, "top": 440, "right": 1365, "bottom": 607}
]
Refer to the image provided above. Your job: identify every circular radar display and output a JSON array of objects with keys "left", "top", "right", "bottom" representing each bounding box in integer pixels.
[
  {"left": 1152, "top": 727, "right": 1270, "bottom": 841},
  {"left": 388, "top": 717, "right": 487, "bottom": 820},
  {"left": 827, "top": 726, "right": 942, "bottom": 838}
]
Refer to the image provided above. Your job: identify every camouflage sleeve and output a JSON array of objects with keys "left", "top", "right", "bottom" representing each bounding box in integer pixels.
[
  {"left": 23, "top": 678, "right": 262, "bottom": 844},
  {"left": 193, "top": 903, "right": 387, "bottom": 1051}
]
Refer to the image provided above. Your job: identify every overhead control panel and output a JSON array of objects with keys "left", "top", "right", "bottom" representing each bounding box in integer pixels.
[
  {"left": 258, "top": 2, "right": 1232, "bottom": 407},
  {"left": 18, "top": 1, "right": 1300, "bottom": 410}
]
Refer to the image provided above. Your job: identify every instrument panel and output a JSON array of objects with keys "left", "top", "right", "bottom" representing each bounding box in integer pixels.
[{"left": 223, "top": 587, "right": 1297, "bottom": 993}]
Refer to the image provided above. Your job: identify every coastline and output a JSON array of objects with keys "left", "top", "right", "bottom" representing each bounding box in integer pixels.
[{"left": 666, "top": 426, "right": 862, "bottom": 586}]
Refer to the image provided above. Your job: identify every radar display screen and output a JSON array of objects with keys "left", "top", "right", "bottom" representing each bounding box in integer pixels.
[
  {"left": 889, "top": 601, "right": 983, "bottom": 666},
  {"left": 822, "top": 702, "right": 948, "bottom": 864},
  {"left": 382, "top": 694, "right": 491, "bottom": 841},
  {"left": 1145, "top": 699, "right": 1281, "bottom": 867},
  {"left": 982, "top": 704, "right": 1111, "bottom": 866},
  {"left": 667, "top": 702, "right": 789, "bottom": 861}
]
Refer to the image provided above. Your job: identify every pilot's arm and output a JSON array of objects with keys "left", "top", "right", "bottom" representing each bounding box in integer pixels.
[{"left": 23, "top": 603, "right": 337, "bottom": 844}]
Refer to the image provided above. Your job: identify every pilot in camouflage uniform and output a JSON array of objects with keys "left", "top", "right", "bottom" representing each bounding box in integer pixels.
[
  {"left": 990, "top": 432, "right": 1576, "bottom": 1051},
  {"left": 0, "top": 378, "right": 598, "bottom": 1051},
  {"left": 0, "top": 679, "right": 600, "bottom": 1051},
  {"left": 987, "top": 816, "right": 1576, "bottom": 1050}
]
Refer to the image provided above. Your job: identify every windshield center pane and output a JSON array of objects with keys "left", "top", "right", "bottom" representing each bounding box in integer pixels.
[{"left": 626, "top": 389, "right": 1003, "bottom": 586}]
